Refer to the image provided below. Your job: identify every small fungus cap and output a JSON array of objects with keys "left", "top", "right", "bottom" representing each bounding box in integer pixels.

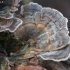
[{"left": 0, "top": 17, "right": 22, "bottom": 32}]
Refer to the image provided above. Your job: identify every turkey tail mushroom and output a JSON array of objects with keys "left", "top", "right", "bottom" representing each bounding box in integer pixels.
[
  {"left": 0, "top": 10, "right": 13, "bottom": 19},
  {"left": 21, "top": 2, "right": 42, "bottom": 17},
  {"left": 14, "top": 2, "right": 70, "bottom": 61},
  {"left": 0, "top": 0, "right": 21, "bottom": 19},
  {"left": 0, "top": 17, "right": 22, "bottom": 32},
  {"left": 0, "top": 0, "right": 22, "bottom": 32},
  {"left": 37, "top": 44, "right": 70, "bottom": 62}
]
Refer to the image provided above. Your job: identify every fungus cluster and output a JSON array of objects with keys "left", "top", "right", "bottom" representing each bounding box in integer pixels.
[
  {"left": 0, "top": 0, "right": 22, "bottom": 32},
  {"left": 0, "top": 1, "right": 70, "bottom": 70}
]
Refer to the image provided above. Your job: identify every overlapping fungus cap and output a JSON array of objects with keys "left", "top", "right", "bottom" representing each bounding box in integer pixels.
[
  {"left": 0, "top": 0, "right": 22, "bottom": 32},
  {"left": 0, "top": 0, "right": 21, "bottom": 19},
  {"left": 21, "top": 2, "right": 42, "bottom": 16},
  {"left": 0, "top": 17, "right": 22, "bottom": 32},
  {"left": 0, "top": 0, "right": 12, "bottom": 19},
  {"left": 14, "top": 2, "right": 70, "bottom": 62},
  {"left": 20, "top": 2, "right": 42, "bottom": 24}
]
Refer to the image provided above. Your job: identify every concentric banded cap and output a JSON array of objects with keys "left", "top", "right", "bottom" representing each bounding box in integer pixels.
[
  {"left": 21, "top": 2, "right": 42, "bottom": 17},
  {"left": 0, "top": 17, "right": 22, "bottom": 32},
  {"left": 14, "top": 2, "right": 70, "bottom": 62},
  {"left": 0, "top": 13, "right": 13, "bottom": 19},
  {"left": 0, "top": 0, "right": 21, "bottom": 19}
]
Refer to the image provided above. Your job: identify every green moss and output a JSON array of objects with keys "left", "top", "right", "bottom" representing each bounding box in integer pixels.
[{"left": 0, "top": 31, "right": 23, "bottom": 56}]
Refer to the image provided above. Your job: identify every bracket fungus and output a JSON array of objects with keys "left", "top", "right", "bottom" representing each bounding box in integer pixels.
[
  {"left": 13, "top": 2, "right": 70, "bottom": 62},
  {"left": 0, "top": 17, "right": 22, "bottom": 32},
  {"left": 0, "top": 2, "right": 70, "bottom": 70},
  {"left": 0, "top": 0, "right": 21, "bottom": 11},
  {"left": 0, "top": 0, "right": 22, "bottom": 32}
]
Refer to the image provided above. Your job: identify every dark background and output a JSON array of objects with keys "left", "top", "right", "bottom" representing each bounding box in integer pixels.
[{"left": 17, "top": 0, "right": 70, "bottom": 35}]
